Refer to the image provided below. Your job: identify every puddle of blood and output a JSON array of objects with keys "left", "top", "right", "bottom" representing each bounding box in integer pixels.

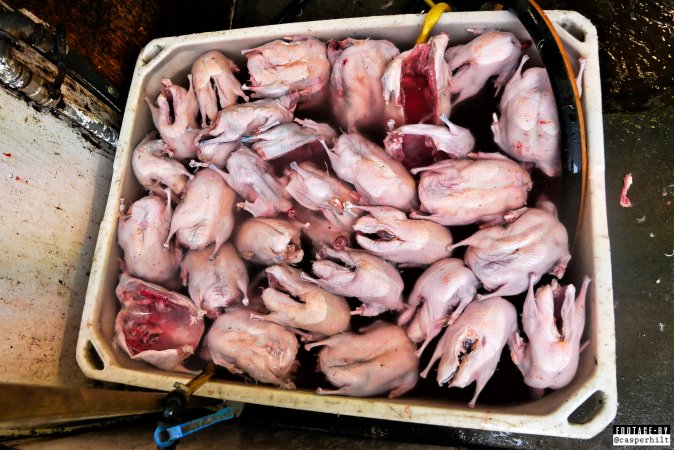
[{"left": 3, "top": 153, "right": 11, "bottom": 157}]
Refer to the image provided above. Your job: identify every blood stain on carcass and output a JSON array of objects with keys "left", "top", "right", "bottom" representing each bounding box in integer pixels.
[{"left": 400, "top": 52, "right": 435, "bottom": 125}]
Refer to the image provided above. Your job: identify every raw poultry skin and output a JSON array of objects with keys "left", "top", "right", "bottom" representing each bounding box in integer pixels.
[
  {"left": 115, "top": 273, "right": 205, "bottom": 373},
  {"left": 203, "top": 308, "right": 299, "bottom": 388},
  {"left": 166, "top": 168, "right": 236, "bottom": 256},
  {"left": 234, "top": 217, "right": 304, "bottom": 265},
  {"left": 327, "top": 38, "right": 400, "bottom": 132},
  {"left": 253, "top": 265, "right": 351, "bottom": 339},
  {"left": 245, "top": 119, "right": 337, "bottom": 161},
  {"left": 242, "top": 36, "right": 331, "bottom": 108},
  {"left": 306, "top": 322, "right": 418, "bottom": 398},
  {"left": 323, "top": 133, "right": 417, "bottom": 211},
  {"left": 492, "top": 55, "right": 561, "bottom": 177},
  {"left": 352, "top": 205, "right": 452, "bottom": 267},
  {"left": 180, "top": 243, "right": 249, "bottom": 319},
  {"left": 118, "top": 192, "right": 182, "bottom": 290},
  {"left": 285, "top": 160, "right": 360, "bottom": 230},
  {"left": 145, "top": 77, "right": 200, "bottom": 160},
  {"left": 132, "top": 134, "right": 193, "bottom": 197},
  {"left": 398, "top": 258, "right": 479, "bottom": 356},
  {"left": 255, "top": 119, "right": 336, "bottom": 175},
  {"left": 445, "top": 30, "right": 522, "bottom": 105},
  {"left": 510, "top": 275, "right": 591, "bottom": 389},
  {"left": 383, "top": 115, "right": 475, "bottom": 169},
  {"left": 209, "top": 147, "right": 292, "bottom": 217},
  {"left": 196, "top": 95, "right": 297, "bottom": 167},
  {"left": 411, "top": 152, "right": 532, "bottom": 226},
  {"left": 119, "top": 33, "right": 587, "bottom": 403},
  {"left": 301, "top": 247, "right": 404, "bottom": 316},
  {"left": 421, "top": 297, "right": 518, "bottom": 407},
  {"left": 191, "top": 50, "right": 248, "bottom": 127},
  {"left": 382, "top": 33, "right": 451, "bottom": 126},
  {"left": 291, "top": 205, "right": 353, "bottom": 251},
  {"left": 450, "top": 200, "right": 571, "bottom": 299},
  {"left": 246, "top": 272, "right": 272, "bottom": 315}
]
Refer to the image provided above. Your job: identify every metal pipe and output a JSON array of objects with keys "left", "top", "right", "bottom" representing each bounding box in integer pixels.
[
  {"left": 0, "top": 10, "right": 122, "bottom": 112},
  {"left": 61, "top": 103, "right": 119, "bottom": 147},
  {"left": 0, "top": 39, "right": 59, "bottom": 107},
  {"left": 0, "top": 11, "right": 118, "bottom": 146},
  {"left": 0, "top": 39, "right": 118, "bottom": 146}
]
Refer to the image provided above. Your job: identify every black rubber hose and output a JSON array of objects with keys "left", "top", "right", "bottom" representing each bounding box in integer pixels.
[{"left": 499, "top": 0, "right": 587, "bottom": 248}]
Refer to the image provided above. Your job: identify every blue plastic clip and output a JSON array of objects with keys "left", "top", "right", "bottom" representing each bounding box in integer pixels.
[{"left": 154, "top": 405, "right": 236, "bottom": 447}]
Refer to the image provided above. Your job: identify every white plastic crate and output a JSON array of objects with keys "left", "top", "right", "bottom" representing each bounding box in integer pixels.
[{"left": 76, "top": 10, "right": 617, "bottom": 438}]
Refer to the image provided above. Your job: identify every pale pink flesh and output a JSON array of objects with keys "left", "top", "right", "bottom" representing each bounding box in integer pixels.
[
  {"left": 510, "top": 275, "right": 591, "bottom": 390},
  {"left": 195, "top": 95, "right": 297, "bottom": 167},
  {"left": 242, "top": 36, "right": 330, "bottom": 107},
  {"left": 301, "top": 246, "right": 404, "bottom": 316},
  {"left": 191, "top": 50, "right": 248, "bottom": 126},
  {"left": 398, "top": 258, "right": 479, "bottom": 356},
  {"left": 444, "top": 31, "right": 521, "bottom": 104},
  {"left": 491, "top": 55, "right": 561, "bottom": 177},
  {"left": 291, "top": 205, "right": 354, "bottom": 250},
  {"left": 118, "top": 192, "right": 182, "bottom": 290},
  {"left": 145, "top": 77, "right": 200, "bottom": 160},
  {"left": 449, "top": 201, "right": 571, "bottom": 299},
  {"left": 620, "top": 173, "right": 633, "bottom": 207},
  {"left": 234, "top": 217, "right": 304, "bottom": 265},
  {"left": 115, "top": 273, "right": 204, "bottom": 373},
  {"left": 132, "top": 134, "right": 194, "bottom": 197},
  {"left": 166, "top": 168, "right": 236, "bottom": 255},
  {"left": 322, "top": 133, "right": 417, "bottom": 212},
  {"left": 420, "top": 297, "right": 517, "bottom": 407},
  {"left": 410, "top": 152, "right": 532, "bottom": 226},
  {"left": 204, "top": 308, "right": 299, "bottom": 388},
  {"left": 383, "top": 116, "right": 474, "bottom": 169},
  {"left": 328, "top": 38, "right": 400, "bottom": 132},
  {"left": 254, "top": 265, "right": 351, "bottom": 337},
  {"left": 180, "top": 243, "right": 249, "bottom": 319},
  {"left": 305, "top": 322, "right": 418, "bottom": 398},
  {"left": 352, "top": 204, "right": 452, "bottom": 266},
  {"left": 247, "top": 120, "right": 336, "bottom": 161},
  {"left": 209, "top": 147, "right": 292, "bottom": 217},
  {"left": 284, "top": 160, "right": 359, "bottom": 227}
]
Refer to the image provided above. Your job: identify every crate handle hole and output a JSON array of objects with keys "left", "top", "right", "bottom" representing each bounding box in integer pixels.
[
  {"left": 141, "top": 44, "right": 165, "bottom": 66},
  {"left": 85, "top": 340, "right": 105, "bottom": 370},
  {"left": 555, "top": 20, "right": 587, "bottom": 43},
  {"left": 567, "top": 390, "right": 605, "bottom": 424}
]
